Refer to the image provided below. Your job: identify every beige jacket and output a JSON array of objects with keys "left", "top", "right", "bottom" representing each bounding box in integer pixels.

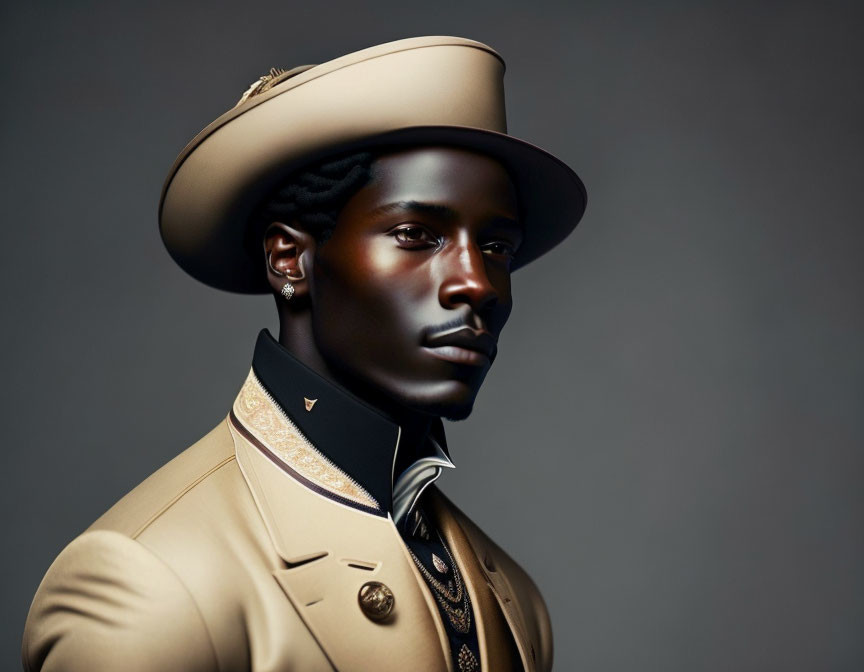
[{"left": 22, "top": 371, "right": 553, "bottom": 672}]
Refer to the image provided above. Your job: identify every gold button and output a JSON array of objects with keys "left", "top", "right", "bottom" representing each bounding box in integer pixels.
[{"left": 358, "top": 581, "right": 395, "bottom": 622}]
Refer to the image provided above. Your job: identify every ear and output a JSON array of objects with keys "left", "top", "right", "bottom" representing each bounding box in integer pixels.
[{"left": 263, "top": 221, "right": 317, "bottom": 301}]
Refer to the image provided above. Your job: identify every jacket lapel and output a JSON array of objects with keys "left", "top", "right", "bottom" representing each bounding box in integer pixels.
[
  {"left": 228, "top": 370, "right": 453, "bottom": 672},
  {"left": 429, "top": 489, "right": 538, "bottom": 672}
]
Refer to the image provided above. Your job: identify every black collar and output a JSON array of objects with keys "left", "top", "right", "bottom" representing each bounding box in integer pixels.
[{"left": 251, "top": 329, "right": 450, "bottom": 514}]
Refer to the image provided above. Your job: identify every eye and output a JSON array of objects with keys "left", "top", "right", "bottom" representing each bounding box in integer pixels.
[
  {"left": 481, "top": 240, "right": 517, "bottom": 260},
  {"left": 389, "top": 224, "right": 439, "bottom": 249}
]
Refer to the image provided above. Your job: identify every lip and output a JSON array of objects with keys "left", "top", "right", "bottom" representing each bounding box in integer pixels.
[{"left": 423, "top": 326, "right": 496, "bottom": 366}]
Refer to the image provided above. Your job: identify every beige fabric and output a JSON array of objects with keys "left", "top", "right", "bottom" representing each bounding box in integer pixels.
[
  {"left": 158, "top": 35, "right": 586, "bottom": 293},
  {"left": 22, "top": 386, "right": 553, "bottom": 671}
]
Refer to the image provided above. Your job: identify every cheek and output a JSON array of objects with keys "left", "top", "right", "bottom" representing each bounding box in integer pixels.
[
  {"left": 313, "top": 238, "right": 417, "bottom": 310},
  {"left": 310, "top": 241, "right": 430, "bottom": 365}
]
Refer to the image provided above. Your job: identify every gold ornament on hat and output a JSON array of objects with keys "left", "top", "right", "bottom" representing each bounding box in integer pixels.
[
  {"left": 235, "top": 67, "right": 287, "bottom": 107},
  {"left": 234, "top": 65, "right": 315, "bottom": 108}
]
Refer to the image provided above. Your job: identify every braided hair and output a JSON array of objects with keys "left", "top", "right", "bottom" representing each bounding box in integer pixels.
[{"left": 251, "top": 151, "right": 376, "bottom": 248}]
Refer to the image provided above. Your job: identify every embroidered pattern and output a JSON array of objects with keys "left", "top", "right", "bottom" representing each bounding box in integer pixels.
[
  {"left": 233, "top": 370, "right": 378, "bottom": 509},
  {"left": 408, "top": 538, "right": 471, "bottom": 634},
  {"left": 404, "top": 504, "right": 480, "bottom": 668},
  {"left": 458, "top": 643, "right": 480, "bottom": 672}
]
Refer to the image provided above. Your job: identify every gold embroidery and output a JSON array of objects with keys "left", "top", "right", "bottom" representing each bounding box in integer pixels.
[
  {"left": 458, "top": 644, "right": 480, "bottom": 672},
  {"left": 408, "top": 541, "right": 471, "bottom": 634},
  {"left": 233, "top": 370, "right": 378, "bottom": 509}
]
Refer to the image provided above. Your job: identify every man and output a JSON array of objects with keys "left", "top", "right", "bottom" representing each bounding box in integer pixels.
[{"left": 22, "top": 36, "right": 586, "bottom": 672}]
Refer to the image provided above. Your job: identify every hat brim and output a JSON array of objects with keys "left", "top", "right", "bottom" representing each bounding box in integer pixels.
[{"left": 159, "top": 124, "right": 586, "bottom": 294}]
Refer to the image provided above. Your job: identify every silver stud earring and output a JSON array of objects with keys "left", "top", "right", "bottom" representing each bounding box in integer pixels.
[{"left": 280, "top": 281, "right": 295, "bottom": 301}]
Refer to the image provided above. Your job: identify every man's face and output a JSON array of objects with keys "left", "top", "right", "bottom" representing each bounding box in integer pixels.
[{"left": 309, "top": 146, "right": 522, "bottom": 420}]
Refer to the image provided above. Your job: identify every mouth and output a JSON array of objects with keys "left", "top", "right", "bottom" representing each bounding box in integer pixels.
[{"left": 422, "top": 326, "right": 497, "bottom": 367}]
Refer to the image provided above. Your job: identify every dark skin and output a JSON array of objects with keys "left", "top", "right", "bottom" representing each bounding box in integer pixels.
[{"left": 263, "top": 146, "right": 522, "bottom": 474}]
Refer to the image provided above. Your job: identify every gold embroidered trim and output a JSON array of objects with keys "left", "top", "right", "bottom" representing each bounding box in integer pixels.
[{"left": 233, "top": 369, "right": 379, "bottom": 509}]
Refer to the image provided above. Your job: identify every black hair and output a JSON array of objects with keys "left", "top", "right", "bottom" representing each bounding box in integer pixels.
[{"left": 251, "top": 150, "right": 376, "bottom": 247}]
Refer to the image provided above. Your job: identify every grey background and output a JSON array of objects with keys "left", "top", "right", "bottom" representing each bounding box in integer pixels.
[{"left": 2, "top": 1, "right": 862, "bottom": 670}]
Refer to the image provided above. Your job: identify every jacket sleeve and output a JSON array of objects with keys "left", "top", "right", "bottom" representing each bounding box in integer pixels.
[{"left": 22, "top": 529, "right": 219, "bottom": 672}]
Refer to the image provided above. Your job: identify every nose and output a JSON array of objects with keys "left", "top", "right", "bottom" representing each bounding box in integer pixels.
[{"left": 438, "top": 237, "right": 500, "bottom": 313}]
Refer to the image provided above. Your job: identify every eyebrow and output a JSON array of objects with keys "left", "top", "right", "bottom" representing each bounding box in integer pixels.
[
  {"left": 368, "top": 200, "right": 521, "bottom": 230},
  {"left": 368, "top": 200, "right": 458, "bottom": 220}
]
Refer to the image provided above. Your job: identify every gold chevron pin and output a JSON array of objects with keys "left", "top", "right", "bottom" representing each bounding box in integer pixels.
[{"left": 304, "top": 397, "right": 317, "bottom": 412}]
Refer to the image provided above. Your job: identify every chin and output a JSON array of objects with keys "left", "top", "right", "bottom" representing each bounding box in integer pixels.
[
  {"left": 332, "top": 358, "right": 485, "bottom": 421},
  {"left": 441, "top": 405, "right": 475, "bottom": 422},
  {"left": 398, "top": 379, "right": 481, "bottom": 421},
  {"left": 405, "top": 397, "right": 475, "bottom": 422}
]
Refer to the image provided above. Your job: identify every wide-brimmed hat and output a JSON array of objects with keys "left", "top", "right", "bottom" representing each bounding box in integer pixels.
[{"left": 158, "top": 36, "right": 586, "bottom": 293}]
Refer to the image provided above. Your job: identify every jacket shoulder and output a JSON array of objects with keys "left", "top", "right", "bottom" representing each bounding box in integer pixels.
[
  {"left": 88, "top": 419, "right": 235, "bottom": 537},
  {"left": 22, "top": 529, "right": 219, "bottom": 672}
]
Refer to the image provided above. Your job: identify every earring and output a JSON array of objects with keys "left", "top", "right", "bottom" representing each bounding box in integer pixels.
[{"left": 280, "top": 281, "right": 295, "bottom": 301}]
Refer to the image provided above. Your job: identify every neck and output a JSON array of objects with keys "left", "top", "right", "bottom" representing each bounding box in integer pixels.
[{"left": 277, "top": 313, "right": 435, "bottom": 474}]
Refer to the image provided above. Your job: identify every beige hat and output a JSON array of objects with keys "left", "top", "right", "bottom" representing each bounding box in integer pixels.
[{"left": 158, "top": 36, "right": 586, "bottom": 293}]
